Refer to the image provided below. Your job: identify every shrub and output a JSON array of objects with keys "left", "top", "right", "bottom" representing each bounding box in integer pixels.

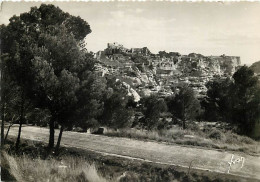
[
  {"left": 186, "top": 121, "right": 201, "bottom": 132},
  {"left": 225, "top": 131, "right": 256, "bottom": 145},
  {"left": 105, "top": 126, "right": 259, "bottom": 154},
  {"left": 208, "top": 129, "right": 226, "bottom": 141}
]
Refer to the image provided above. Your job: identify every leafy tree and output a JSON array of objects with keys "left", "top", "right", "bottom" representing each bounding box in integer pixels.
[
  {"left": 250, "top": 61, "right": 260, "bottom": 74},
  {"left": 230, "top": 66, "right": 260, "bottom": 136},
  {"left": 0, "top": 49, "right": 7, "bottom": 147},
  {"left": 167, "top": 85, "right": 200, "bottom": 129},
  {"left": 141, "top": 95, "right": 168, "bottom": 130},
  {"left": 1, "top": 4, "right": 92, "bottom": 149},
  {"left": 101, "top": 78, "right": 134, "bottom": 129},
  {"left": 201, "top": 78, "right": 232, "bottom": 122},
  {"left": 74, "top": 73, "right": 107, "bottom": 131},
  {"left": 30, "top": 25, "right": 98, "bottom": 150},
  {"left": 158, "top": 51, "right": 168, "bottom": 58},
  {"left": 1, "top": 39, "right": 36, "bottom": 147},
  {"left": 0, "top": 23, "right": 35, "bottom": 150},
  {"left": 26, "top": 108, "right": 51, "bottom": 127},
  {"left": 105, "top": 95, "right": 133, "bottom": 129},
  {"left": 202, "top": 66, "right": 260, "bottom": 138},
  {"left": 0, "top": 76, "right": 22, "bottom": 143}
]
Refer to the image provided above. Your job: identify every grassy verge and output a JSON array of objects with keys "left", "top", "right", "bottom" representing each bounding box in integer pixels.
[
  {"left": 105, "top": 127, "right": 259, "bottom": 155},
  {"left": 1, "top": 152, "right": 109, "bottom": 182},
  {"left": 1, "top": 137, "right": 258, "bottom": 182}
]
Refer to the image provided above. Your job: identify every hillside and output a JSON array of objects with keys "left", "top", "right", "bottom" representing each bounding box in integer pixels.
[{"left": 94, "top": 42, "right": 241, "bottom": 99}]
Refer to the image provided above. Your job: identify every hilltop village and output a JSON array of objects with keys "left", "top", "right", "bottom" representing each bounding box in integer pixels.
[{"left": 94, "top": 42, "right": 241, "bottom": 101}]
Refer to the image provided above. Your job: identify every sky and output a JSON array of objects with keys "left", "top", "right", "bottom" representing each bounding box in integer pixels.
[{"left": 1, "top": 2, "right": 260, "bottom": 65}]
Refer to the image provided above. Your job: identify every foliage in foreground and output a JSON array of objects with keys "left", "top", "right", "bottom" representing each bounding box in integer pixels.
[
  {"left": 1, "top": 140, "right": 247, "bottom": 182},
  {"left": 1, "top": 152, "right": 109, "bottom": 182},
  {"left": 0, "top": 3, "right": 106, "bottom": 151},
  {"left": 1, "top": 3, "right": 260, "bottom": 157}
]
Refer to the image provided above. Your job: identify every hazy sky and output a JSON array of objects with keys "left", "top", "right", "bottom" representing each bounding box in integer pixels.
[{"left": 1, "top": 2, "right": 260, "bottom": 65}]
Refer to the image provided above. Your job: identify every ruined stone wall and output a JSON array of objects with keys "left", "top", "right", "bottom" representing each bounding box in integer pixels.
[{"left": 107, "top": 42, "right": 124, "bottom": 49}]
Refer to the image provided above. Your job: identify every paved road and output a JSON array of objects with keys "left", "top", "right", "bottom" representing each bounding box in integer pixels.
[{"left": 7, "top": 125, "right": 260, "bottom": 180}]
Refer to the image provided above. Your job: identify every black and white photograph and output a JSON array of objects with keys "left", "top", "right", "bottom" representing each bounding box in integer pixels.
[{"left": 0, "top": 1, "right": 260, "bottom": 181}]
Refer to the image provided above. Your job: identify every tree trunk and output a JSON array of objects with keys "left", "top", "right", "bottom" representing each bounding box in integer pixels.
[
  {"left": 15, "top": 120, "right": 23, "bottom": 151},
  {"left": 182, "top": 120, "right": 186, "bottom": 130},
  {"left": 5, "top": 115, "right": 16, "bottom": 143},
  {"left": 182, "top": 97, "right": 186, "bottom": 130},
  {"left": 15, "top": 92, "right": 25, "bottom": 151},
  {"left": 55, "top": 125, "right": 64, "bottom": 152},
  {"left": 1, "top": 104, "right": 5, "bottom": 148},
  {"left": 4, "top": 123, "right": 13, "bottom": 142},
  {"left": 0, "top": 50, "right": 4, "bottom": 148},
  {"left": 48, "top": 117, "right": 55, "bottom": 149}
]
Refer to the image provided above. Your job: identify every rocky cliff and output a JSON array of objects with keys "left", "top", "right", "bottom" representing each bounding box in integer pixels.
[{"left": 94, "top": 43, "right": 241, "bottom": 99}]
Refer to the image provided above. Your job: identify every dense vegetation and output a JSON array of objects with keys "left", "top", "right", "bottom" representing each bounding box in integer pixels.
[
  {"left": 1, "top": 4, "right": 260, "bottom": 182},
  {"left": 1, "top": 4, "right": 260, "bottom": 157},
  {"left": 202, "top": 66, "right": 260, "bottom": 137},
  {"left": 0, "top": 4, "right": 102, "bottom": 150}
]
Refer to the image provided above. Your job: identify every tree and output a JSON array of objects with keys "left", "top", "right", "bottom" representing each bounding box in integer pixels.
[
  {"left": 230, "top": 66, "right": 260, "bottom": 136},
  {"left": 26, "top": 108, "right": 51, "bottom": 127},
  {"left": 1, "top": 4, "right": 92, "bottom": 149},
  {"left": 158, "top": 51, "right": 168, "bottom": 58},
  {"left": 0, "top": 38, "right": 5, "bottom": 148},
  {"left": 74, "top": 73, "right": 107, "bottom": 131},
  {"left": 202, "top": 66, "right": 260, "bottom": 138},
  {"left": 101, "top": 78, "right": 134, "bottom": 130},
  {"left": 102, "top": 93, "right": 134, "bottom": 130},
  {"left": 167, "top": 85, "right": 200, "bottom": 129},
  {"left": 141, "top": 95, "right": 168, "bottom": 130},
  {"left": 0, "top": 34, "right": 34, "bottom": 150},
  {"left": 0, "top": 24, "right": 33, "bottom": 150},
  {"left": 201, "top": 78, "right": 232, "bottom": 122},
  {"left": 250, "top": 61, "right": 260, "bottom": 74},
  {"left": 30, "top": 25, "right": 96, "bottom": 151}
]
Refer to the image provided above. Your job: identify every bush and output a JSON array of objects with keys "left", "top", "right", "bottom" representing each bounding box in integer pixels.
[
  {"left": 208, "top": 129, "right": 226, "bottom": 141},
  {"left": 225, "top": 131, "right": 256, "bottom": 145},
  {"left": 186, "top": 121, "right": 200, "bottom": 132}
]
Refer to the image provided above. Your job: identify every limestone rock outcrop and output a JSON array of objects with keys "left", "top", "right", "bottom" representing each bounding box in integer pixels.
[{"left": 94, "top": 43, "right": 241, "bottom": 99}]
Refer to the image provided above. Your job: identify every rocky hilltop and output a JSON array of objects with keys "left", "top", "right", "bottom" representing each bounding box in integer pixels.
[{"left": 94, "top": 42, "right": 241, "bottom": 100}]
